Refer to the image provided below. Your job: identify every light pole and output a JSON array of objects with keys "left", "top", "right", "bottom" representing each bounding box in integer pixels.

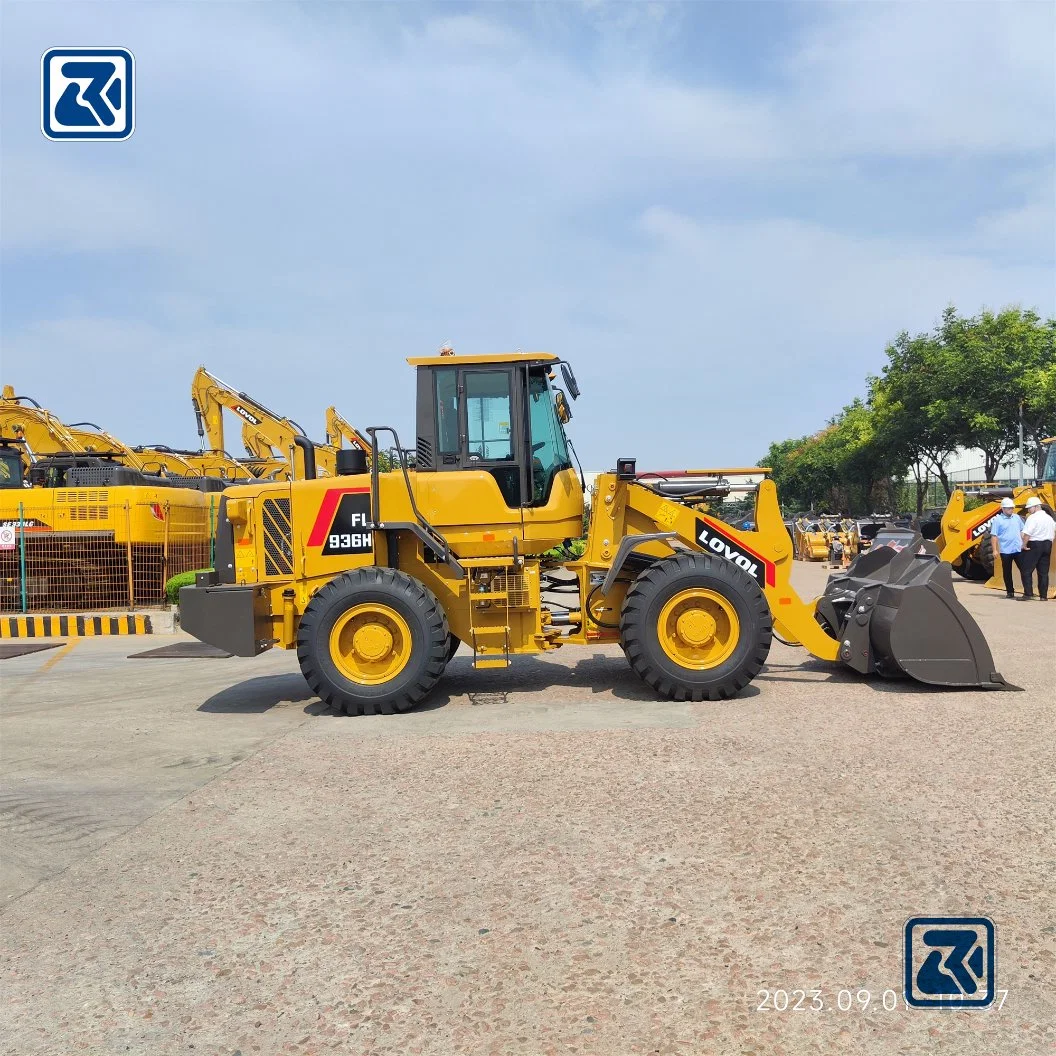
[{"left": 1018, "top": 400, "right": 1025, "bottom": 486}]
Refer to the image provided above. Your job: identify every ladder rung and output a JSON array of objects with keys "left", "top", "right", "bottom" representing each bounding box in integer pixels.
[{"left": 474, "top": 657, "right": 511, "bottom": 669}]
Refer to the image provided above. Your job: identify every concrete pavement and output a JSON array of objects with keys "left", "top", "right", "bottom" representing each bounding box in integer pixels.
[{"left": 1, "top": 563, "right": 1053, "bottom": 1055}]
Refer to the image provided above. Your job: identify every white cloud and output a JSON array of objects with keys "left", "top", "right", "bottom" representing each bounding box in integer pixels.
[
  {"left": 779, "top": 1, "right": 1055, "bottom": 155},
  {"left": 1, "top": 2, "right": 1052, "bottom": 465}
]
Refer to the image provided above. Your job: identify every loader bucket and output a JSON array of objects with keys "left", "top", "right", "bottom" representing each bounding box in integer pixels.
[{"left": 816, "top": 531, "right": 1006, "bottom": 689}]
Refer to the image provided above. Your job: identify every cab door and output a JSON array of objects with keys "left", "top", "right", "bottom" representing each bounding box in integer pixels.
[{"left": 450, "top": 366, "right": 527, "bottom": 509}]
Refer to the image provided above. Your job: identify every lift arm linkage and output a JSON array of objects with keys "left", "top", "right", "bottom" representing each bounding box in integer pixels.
[{"left": 610, "top": 476, "right": 841, "bottom": 662}]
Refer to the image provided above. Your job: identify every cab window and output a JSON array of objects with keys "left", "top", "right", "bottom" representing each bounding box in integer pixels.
[
  {"left": 527, "top": 367, "right": 571, "bottom": 505},
  {"left": 435, "top": 367, "right": 459, "bottom": 457},
  {"left": 465, "top": 371, "right": 513, "bottom": 461},
  {"left": 0, "top": 451, "right": 22, "bottom": 489}
]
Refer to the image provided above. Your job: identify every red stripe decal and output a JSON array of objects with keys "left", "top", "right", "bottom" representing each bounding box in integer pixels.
[
  {"left": 697, "top": 514, "right": 777, "bottom": 587},
  {"left": 307, "top": 487, "right": 371, "bottom": 546}
]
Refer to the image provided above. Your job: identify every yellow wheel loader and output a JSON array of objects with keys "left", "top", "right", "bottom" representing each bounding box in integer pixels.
[
  {"left": 180, "top": 352, "right": 1005, "bottom": 714},
  {"left": 936, "top": 440, "right": 1055, "bottom": 589}
]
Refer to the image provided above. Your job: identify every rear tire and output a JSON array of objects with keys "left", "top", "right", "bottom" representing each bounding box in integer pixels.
[
  {"left": 297, "top": 568, "right": 449, "bottom": 715},
  {"left": 620, "top": 553, "right": 772, "bottom": 702}
]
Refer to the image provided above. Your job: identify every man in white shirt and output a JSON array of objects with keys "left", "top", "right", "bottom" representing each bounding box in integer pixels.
[{"left": 1020, "top": 495, "right": 1055, "bottom": 601}]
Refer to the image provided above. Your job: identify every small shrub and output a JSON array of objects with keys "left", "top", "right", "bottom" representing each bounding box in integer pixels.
[
  {"left": 543, "top": 539, "right": 586, "bottom": 560},
  {"left": 165, "top": 569, "right": 212, "bottom": 605}
]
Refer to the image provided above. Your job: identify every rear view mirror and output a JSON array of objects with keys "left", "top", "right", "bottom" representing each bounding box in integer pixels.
[
  {"left": 554, "top": 390, "right": 572, "bottom": 424},
  {"left": 560, "top": 363, "right": 580, "bottom": 400}
]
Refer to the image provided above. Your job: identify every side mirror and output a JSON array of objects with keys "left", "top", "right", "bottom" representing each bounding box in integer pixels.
[
  {"left": 560, "top": 363, "right": 580, "bottom": 401},
  {"left": 554, "top": 390, "right": 572, "bottom": 424}
]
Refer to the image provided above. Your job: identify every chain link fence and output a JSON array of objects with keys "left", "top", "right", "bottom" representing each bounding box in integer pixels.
[{"left": 1, "top": 497, "right": 216, "bottom": 613}]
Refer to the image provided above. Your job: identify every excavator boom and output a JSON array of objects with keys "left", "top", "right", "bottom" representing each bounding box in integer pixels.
[{"left": 191, "top": 366, "right": 334, "bottom": 480}]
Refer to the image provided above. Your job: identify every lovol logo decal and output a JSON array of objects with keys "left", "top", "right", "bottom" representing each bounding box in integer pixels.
[
  {"left": 307, "top": 487, "right": 373, "bottom": 556},
  {"left": 695, "top": 517, "right": 775, "bottom": 588},
  {"left": 233, "top": 404, "right": 261, "bottom": 426},
  {"left": 967, "top": 514, "right": 996, "bottom": 541}
]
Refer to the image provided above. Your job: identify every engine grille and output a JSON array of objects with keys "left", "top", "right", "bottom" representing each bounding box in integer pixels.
[
  {"left": 261, "top": 497, "right": 293, "bottom": 576},
  {"left": 56, "top": 490, "right": 109, "bottom": 520},
  {"left": 501, "top": 573, "right": 529, "bottom": 609}
]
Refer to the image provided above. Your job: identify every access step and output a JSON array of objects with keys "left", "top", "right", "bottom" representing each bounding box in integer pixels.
[{"left": 474, "top": 657, "right": 511, "bottom": 670}]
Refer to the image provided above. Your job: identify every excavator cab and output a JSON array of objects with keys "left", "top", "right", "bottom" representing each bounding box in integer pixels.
[{"left": 0, "top": 439, "right": 25, "bottom": 488}]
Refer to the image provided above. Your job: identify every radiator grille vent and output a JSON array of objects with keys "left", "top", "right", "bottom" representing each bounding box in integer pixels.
[{"left": 261, "top": 497, "right": 293, "bottom": 576}]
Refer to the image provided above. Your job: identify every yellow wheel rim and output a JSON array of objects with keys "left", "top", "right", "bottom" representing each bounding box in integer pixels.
[
  {"left": 657, "top": 588, "right": 740, "bottom": 670},
  {"left": 329, "top": 603, "right": 412, "bottom": 685}
]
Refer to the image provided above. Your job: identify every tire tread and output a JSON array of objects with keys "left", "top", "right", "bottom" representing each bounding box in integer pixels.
[
  {"left": 297, "top": 567, "right": 449, "bottom": 716},
  {"left": 620, "top": 552, "right": 772, "bottom": 702}
]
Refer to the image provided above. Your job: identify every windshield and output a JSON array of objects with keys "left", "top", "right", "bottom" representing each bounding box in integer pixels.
[
  {"left": 0, "top": 450, "right": 23, "bottom": 489},
  {"left": 527, "top": 367, "right": 572, "bottom": 505},
  {"left": 1044, "top": 442, "right": 1056, "bottom": 483}
]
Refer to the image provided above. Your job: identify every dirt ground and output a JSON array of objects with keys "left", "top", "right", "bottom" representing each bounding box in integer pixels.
[{"left": 1, "top": 562, "right": 1053, "bottom": 1055}]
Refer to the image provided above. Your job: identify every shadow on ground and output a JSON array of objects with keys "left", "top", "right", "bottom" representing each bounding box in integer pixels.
[
  {"left": 756, "top": 658, "right": 1007, "bottom": 694},
  {"left": 197, "top": 652, "right": 772, "bottom": 717},
  {"left": 198, "top": 673, "right": 325, "bottom": 714}
]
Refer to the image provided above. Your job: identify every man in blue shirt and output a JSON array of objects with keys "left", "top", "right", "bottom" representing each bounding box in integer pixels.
[{"left": 990, "top": 498, "right": 1024, "bottom": 599}]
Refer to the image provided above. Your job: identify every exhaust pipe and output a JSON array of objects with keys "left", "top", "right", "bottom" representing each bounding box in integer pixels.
[{"left": 816, "top": 531, "right": 1007, "bottom": 689}]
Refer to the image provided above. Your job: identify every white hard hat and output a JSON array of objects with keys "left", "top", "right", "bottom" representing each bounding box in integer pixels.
[
  {"left": 1024, "top": 495, "right": 1042, "bottom": 508},
  {"left": 1000, "top": 498, "right": 1015, "bottom": 509}
]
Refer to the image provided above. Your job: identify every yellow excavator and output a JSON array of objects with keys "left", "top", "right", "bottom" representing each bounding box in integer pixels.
[
  {"left": 936, "top": 438, "right": 1056, "bottom": 590},
  {"left": 181, "top": 351, "right": 1005, "bottom": 715},
  {"left": 62, "top": 423, "right": 253, "bottom": 492},
  {"left": 191, "top": 367, "right": 336, "bottom": 480},
  {"left": 324, "top": 406, "right": 371, "bottom": 455},
  {"left": 134, "top": 444, "right": 257, "bottom": 481},
  {"left": 0, "top": 388, "right": 213, "bottom": 610}
]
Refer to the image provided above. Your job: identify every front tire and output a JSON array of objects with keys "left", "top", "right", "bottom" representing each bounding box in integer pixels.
[
  {"left": 297, "top": 568, "right": 449, "bottom": 715},
  {"left": 620, "top": 553, "right": 772, "bottom": 702}
]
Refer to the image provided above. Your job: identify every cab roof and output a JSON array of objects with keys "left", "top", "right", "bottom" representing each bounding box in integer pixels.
[{"left": 406, "top": 352, "right": 559, "bottom": 367}]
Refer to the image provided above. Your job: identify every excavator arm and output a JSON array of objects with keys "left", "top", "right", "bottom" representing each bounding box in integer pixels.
[
  {"left": 191, "top": 366, "right": 334, "bottom": 480},
  {"left": 63, "top": 422, "right": 149, "bottom": 472},
  {"left": 324, "top": 406, "right": 370, "bottom": 453},
  {"left": 0, "top": 387, "right": 88, "bottom": 462}
]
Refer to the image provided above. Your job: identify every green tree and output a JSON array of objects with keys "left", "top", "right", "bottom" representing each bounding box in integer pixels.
[
  {"left": 872, "top": 306, "right": 1056, "bottom": 495},
  {"left": 869, "top": 327, "right": 961, "bottom": 501},
  {"left": 762, "top": 401, "right": 904, "bottom": 514},
  {"left": 936, "top": 306, "right": 1056, "bottom": 479}
]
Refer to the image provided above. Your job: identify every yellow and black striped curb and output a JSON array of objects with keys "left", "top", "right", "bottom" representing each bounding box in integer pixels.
[{"left": 1, "top": 614, "right": 154, "bottom": 638}]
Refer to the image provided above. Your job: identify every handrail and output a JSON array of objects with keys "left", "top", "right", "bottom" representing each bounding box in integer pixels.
[{"left": 366, "top": 426, "right": 464, "bottom": 577}]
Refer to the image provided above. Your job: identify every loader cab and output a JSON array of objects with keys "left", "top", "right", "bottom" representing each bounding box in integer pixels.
[
  {"left": 412, "top": 353, "right": 577, "bottom": 510},
  {"left": 1042, "top": 439, "right": 1056, "bottom": 483}
]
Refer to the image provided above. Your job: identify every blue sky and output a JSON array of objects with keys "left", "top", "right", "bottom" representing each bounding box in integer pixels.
[{"left": 2, "top": 1, "right": 1053, "bottom": 468}]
